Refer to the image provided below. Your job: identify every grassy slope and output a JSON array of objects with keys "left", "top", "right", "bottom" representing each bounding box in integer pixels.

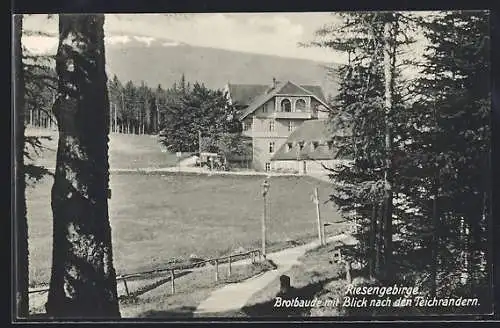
[
  {"left": 27, "top": 171, "right": 343, "bottom": 286},
  {"left": 26, "top": 128, "right": 179, "bottom": 170}
]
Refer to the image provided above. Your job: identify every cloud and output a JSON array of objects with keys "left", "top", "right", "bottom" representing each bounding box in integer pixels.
[
  {"left": 20, "top": 13, "right": 344, "bottom": 62},
  {"left": 106, "top": 35, "right": 131, "bottom": 45}
]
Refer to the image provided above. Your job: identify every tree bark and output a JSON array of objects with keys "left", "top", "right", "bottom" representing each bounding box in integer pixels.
[
  {"left": 46, "top": 14, "right": 120, "bottom": 318},
  {"left": 369, "top": 203, "right": 377, "bottom": 279},
  {"left": 382, "top": 15, "right": 396, "bottom": 283},
  {"left": 375, "top": 202, "right": 384, "bottom": 279},
  {"left": 430, "top": 185, "right": 439, "bottom": 297},
  {"left": 14, "top": 14, "right": 29, "bottom": 319}
]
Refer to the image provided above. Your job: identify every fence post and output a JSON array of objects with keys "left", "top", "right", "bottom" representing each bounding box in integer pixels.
[
  {"left": 228, "top": 256, "right": 232, "bottom": 276},
  {"left": 123, "top": 278, "right": 130, "bottom": 297},
  {"left": 346, "top": 261, "right": 352, "bottom": 284},
  {"left": 170, "top": 269, "right": 175, "bottom": 294},
  {"left": 215, "top": 259, "right": 219, "bottom": 282}
]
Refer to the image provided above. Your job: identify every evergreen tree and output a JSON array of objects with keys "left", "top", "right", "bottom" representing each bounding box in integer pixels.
[
  {"left": 46, "top": 14, "right": 120, "bottom": 318},
  {"left": 311, "top": 12, "right": 417, "bottom": 283},
  {"left": 408, "top": 10, "right": 491, "bottom": 304},
  {"left": 14, "top": 13, "right": 29, "bottom": 318}
]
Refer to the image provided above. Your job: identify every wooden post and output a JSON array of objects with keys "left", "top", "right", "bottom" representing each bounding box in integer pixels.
[
  {"left": 228, "top": 256, "right": 232, "bottom": 276},
  {"left": 279, "top": 275, "right": 291, "bottom": 295},
  {"left": 170, "top": 269, "right": 175, "bottom": 294},
  {"left": 215, "top": 259, "right": 219, "bottom": 282},
  {"left": 346, "top": 261, "right": 352, "bottom": 284},
  {"left": 123, "top": 278, "right": 130, "bottom": 297},
  {"left": 262, "top": 194, "right": 267, "bottom": 257},
  {"left": 314, "top": 187, "right": 324, "bottom": 245}
]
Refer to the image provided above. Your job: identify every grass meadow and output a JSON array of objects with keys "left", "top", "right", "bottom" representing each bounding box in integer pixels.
[
  {"left": 27, "top": 172, "right": 344, "bottom": 286},
  {"left": 25, "top": 129, "right": 344, "bottom": 287}
]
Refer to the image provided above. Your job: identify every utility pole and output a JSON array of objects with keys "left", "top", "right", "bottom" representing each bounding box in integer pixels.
[
  {"left": 313, "top": 187, "right": 324, "bottom": 245},
  {"left": 261, "top": 179, "right": 270, "bottom": 257}
]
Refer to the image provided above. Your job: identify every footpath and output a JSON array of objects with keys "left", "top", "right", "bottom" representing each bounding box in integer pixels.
[{"left": 194, "top": 233, "right": 355, "bottom": 315}]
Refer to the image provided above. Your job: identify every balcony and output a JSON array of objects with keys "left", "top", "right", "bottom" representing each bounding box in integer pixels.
[{"left": 273, "top": 111, "right": 313, "bottom": 119}]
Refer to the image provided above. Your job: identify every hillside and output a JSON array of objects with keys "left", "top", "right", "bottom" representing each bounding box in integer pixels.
[
  {"left": 25, "top": 128, "right": 177, "bottom": 170},
  {"left": 104, "top": 40, "right": 340, "bottom": 98}
]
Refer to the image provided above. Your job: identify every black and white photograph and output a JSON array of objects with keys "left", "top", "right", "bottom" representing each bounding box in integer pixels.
[{"left": 12, "top": 11, "right": 492, "bottom": 320}]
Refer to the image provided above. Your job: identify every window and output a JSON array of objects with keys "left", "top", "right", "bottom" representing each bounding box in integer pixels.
[
  {"left": 286, "top": 143, "right": 293, "bottom": 152},
  {"left": 265, "top": 162, "right": 271, "bottom": 172},
  {"left": 295, "top": 99, "right": 306, "bottom": 112},
  {"left": 298, "top": 141, "right": 304, "bottom": 151},
  {"left": 312, "top": 141, "right": 319, "bottom": 150},
  {"left": 243, "top": 121, "right": 252, "bottom": 131},
  {"left": 269, "top": 120, "right": 275, "bottom": 132},
  {"left": 269, "top": 142, "right": 275, "bottom": 153},
  {"left": 262, "top": 103, "right": 268, "bottom": 113},
  {"left": 288, "top": 121, "right": 294, "bottom": 132},
  {"left": 281, "top": 99, "right": 291, "bottom": 112},
  {"left": 327, "top": 141, "right": 334, "bottom": 150}
]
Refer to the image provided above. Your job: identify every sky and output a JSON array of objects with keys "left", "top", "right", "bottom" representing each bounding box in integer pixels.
[
  {"left": 22, "top": 12, "right": 430, "bottom": 79},
  {"left": 22, "top": 13, "right": 348, "bottom": 63}
]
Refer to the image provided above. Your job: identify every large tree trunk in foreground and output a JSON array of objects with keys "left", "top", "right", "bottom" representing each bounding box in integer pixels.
[
  {"left": 14, "top": 13, "right": 29, "bottom": 318},
  {"left": 46, "top": 14, "right": 120, "bottom": 318}
]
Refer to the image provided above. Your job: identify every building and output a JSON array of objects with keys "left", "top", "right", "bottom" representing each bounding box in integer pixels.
[{"left": 225, "top": 79, "right": 348, "bottom": 173}]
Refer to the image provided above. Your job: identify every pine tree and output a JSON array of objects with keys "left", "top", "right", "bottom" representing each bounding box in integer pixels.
[
  {"left": 13, "top": 13, "right": 29, "bottom": 319},
  {"left": 46, "top": 14, "right": 120, "bottom": 318},
  {"left": 311, "top": 12, "right": 417, "bottom": 284},
  {"left": 409, "top": 10, "right": 491, "bottom": 304}
]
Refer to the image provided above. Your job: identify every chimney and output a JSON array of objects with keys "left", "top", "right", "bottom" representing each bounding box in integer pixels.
[{"left": 272, "top": 77, "right": 277, "bottom": 88}]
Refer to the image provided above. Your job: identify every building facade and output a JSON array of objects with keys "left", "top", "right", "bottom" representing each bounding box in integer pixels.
[{"left": 225, "top": 79, "right": 346, "bottom": 173}]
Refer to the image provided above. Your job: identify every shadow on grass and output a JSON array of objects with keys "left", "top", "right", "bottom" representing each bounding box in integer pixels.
[
  {"left": 138, "top": 306, "right": 197, "bottom": 318},
  {"left": 239, "top": 279, "right": 331, "bottom": 317}
]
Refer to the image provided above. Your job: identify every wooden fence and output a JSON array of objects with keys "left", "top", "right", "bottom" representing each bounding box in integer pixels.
[{"left": 28, "top": 249, "right": 263, "bottom": 298}]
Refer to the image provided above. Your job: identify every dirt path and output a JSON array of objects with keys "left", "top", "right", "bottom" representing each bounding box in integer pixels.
[{"left": 193, "top": 233, "right": 354, "bottom": 315}]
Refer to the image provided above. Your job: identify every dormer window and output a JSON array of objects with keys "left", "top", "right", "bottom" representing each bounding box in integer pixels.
[
  {"left": 312, "top": 141, "right": 319, "bottom": 151},
  {"left": 327, "top": 140, "right": 334, "bottom": 150},
  {"left": 286, "top": 143, "right": 293, "bottom": 152},
  {"left": 262, "top": 103, "right": 268, "bottom": 113},
  {"left": 281, "top": 99, "right": 292, "bottom": 112},
  {"left": 298, "top": 141, "right": 305, "bottom": 151}
]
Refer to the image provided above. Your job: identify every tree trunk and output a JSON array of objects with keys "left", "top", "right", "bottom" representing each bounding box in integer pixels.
[
  {"left": 369, "top": 203, "right": 377, "bottom": 279},
  {"left": 382, "top": 16, "right": 396, "bottom": 283},
  {"left": 14, "top": 14, "right": 29, "bottom": 319},
  {"left": 46, "top": 14, "right": 120, "bottom": 318},
  {"left": 145, "top": 103, "right": 151, "bottom": 134},
  {"left": 375, "top": 202, "right": 384, "bottom": 279},
  {"left": 430, "top": 185, "right": 439, "bottom": 297}
]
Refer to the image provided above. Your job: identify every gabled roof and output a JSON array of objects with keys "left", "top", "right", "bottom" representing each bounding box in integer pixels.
[
  {"left": 300, "top": 85, "right": 326, "bottom": 102},
  {"left": 226, "top": 84, "right": 269, "bottom": 107},
  {"left": 238, "top": 81, "right": 331, "bottom": 120},
  {"left": 271, "top": 120, "right": 350, "bottom": 161}
]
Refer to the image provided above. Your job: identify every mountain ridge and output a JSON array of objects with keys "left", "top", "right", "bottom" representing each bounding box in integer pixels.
[{"left": 104, "top": 41, "right": 340, "bottom": 98}]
